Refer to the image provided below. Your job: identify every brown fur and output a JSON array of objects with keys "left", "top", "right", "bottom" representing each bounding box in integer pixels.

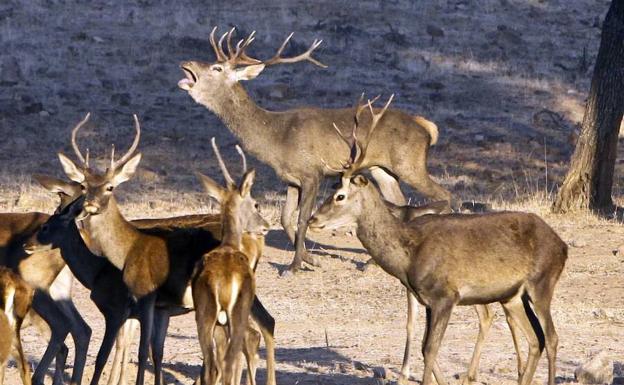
[
  {"left": 179, "top": 36, "right": 451, "bottom": 272},
  {"left": 310, "top": 176, "right": 567, "bottom": 385},
  {"left": 0, "top": 266, "right": 34, "bottom": 385}
]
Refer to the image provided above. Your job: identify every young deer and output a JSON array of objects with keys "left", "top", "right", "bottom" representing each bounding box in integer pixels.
[
  {"left": 0, "top": 266, "right": 34, "bottom": 385},
  {"left": 193, "top": 138, "right": 268, "bottom": 385},
  {"left": 56, "top": 114, "right": 276, "bottom": 385},
  {"left": 178, "top": 27, "right": 451, "bottom": 274},
  {"left": 309, "top": 96, "right": 567, "bottom": 385}
]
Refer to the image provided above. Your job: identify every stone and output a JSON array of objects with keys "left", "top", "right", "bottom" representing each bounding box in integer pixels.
[{"left": 575, "top": 350, "right": 613, "bottom": 384}]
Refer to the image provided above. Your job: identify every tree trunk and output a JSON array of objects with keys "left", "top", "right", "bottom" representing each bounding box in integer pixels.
[{"left": 552, "top": 0, "right": 624, "bottom": 213}]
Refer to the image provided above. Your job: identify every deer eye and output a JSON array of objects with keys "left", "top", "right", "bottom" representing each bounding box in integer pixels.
[
  {"left": 106, "top": 185, "right": 114, "bottom": 192},
  {"left": 336, "top": 194, "right": 345, "bottom": 201},
  {"left": 80, "top": 185, "right": 86, "bottom": 191},
  {"left": 212, "top": 66, "right": 223, "bottom": 72},
  {"left": 254, "top": 203, "right": 259, "bottom": 209}
]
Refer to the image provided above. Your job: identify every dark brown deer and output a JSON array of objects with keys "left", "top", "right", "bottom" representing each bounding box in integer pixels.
[
  {"left": 193, "top": 138, "right": 268, "bottom": 385},
  {"left": 56, "top": 114, "right": 276, "bottom": 385},
  {"left": 178, "top": 27, "right": 451, "bottom": 274},
  {"left": 0, "top": 177, "right": 93, "bottom": 385},
  {"left": 0, "top": 266, "right": 34, "bottom": 385},
  {"left": 308, "top": 98, "right": 567, "bottom": 385}
]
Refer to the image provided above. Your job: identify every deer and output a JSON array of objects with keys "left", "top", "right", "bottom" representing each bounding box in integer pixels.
[
  {"left": 178, "top": 27, "right": 451, "bottom": 274},
  {"left": 56, "top": 114, "right": 276, "bottom": 385},
  {"left": 308, "top": 94, "right": 567, "bottom": 385},
  {"left": 24, "top": 177, "right": 269, "bottom": 385},
  {"left": 0, "top": 266, "right": 34, "bottom": 385},
  {"left": 192, "top": 138, "right": 268, "bottom": 385},
  {"left": 0, "top": 176, "right": 95, "bottom": 385}
]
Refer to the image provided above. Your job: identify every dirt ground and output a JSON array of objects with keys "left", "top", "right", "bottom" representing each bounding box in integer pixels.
[
  {"left": 2, "top": 208, "right": 623, "bottom": 385},
  {"left": 1, "top": 0, "right": 624, "bottom": 384}
]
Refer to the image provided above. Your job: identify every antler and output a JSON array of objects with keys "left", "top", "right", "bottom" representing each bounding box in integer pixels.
[
  {"left": 71, "top": 113, "right": 91, "bottom": 167},
  {"left": 262, "top": 32, "right": 327, "bottom": 68},
  {"left": 111, "top": 114, "right": 141, "bottom": 170},
  {"left": 330, "top": 94, "right": 394, "bottom": 174},
  {"left": 210, "top": 137, "right": 236, "bottom": 189},
  {"left": 208, "top": 27, "right": 326, "bottom": 68},
  {"left": 235, "top": 144, "right": 247, "bottom": 173}
]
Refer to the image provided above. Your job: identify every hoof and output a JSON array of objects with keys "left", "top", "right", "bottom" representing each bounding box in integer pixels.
[
  {"left": 359, "top": 258, "right": 376, "bottom": 272},
  {"left": 458, "top": 372, "right": 476, "bottom": 385},
  {"left": 280, "top": 266, "right": 298, "bottom": 277}
]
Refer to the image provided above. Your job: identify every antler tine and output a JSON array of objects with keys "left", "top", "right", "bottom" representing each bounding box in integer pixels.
[
  {"left": 263, "top": 33, "right": 327, "bottom": 68},
  {"left": 332, "top": 122, "right": 356, "bottom": 149},
  {"left": 227, "top": 30, "right": 262, "bottom": 65},
  {"left": 85, "top": 148, "right": 90, "bottom": 168},
  {"left": 110, "top": 144, "right": 115, "bottom": 170},
  {"left": 216, "top": 31, "right": 229, "bottom": 62},
  {"left": 210, "top": 137, "right": 235, "bottom": 188},
  {"left": 209, "top": 27, "right": 227, "bottom": 62},
  {"left": 349, "top": 94, "right": 395, "bottom": 172},
  {"left": 71, "top": 113, "right": 91, "bottom": 166},
  {"left": 226, "top": 27, "right": 236, "bottom": 58},
  {"left": 112, "top": 114, "right": 141, "bottom": 170},
  {"left": 235, "top": 144, "right": 247, "bottom": 173}
]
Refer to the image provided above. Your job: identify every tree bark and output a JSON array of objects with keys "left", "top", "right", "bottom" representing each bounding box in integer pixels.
[{"left": 552, "top": 0, "right": 624, "bottom": 213}]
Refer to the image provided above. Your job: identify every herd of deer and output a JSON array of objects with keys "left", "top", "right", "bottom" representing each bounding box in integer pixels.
[{"left": 0, "top": 27, "right": 567, "bottom": 385}]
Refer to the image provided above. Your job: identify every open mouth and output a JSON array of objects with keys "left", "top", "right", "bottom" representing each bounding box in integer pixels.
[{"left": 178, "top": 65, "right": 197, "bottom": 90}]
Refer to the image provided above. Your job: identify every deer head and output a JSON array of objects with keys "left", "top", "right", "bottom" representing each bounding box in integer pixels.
[
  {"left": 178, "top": 27, "right": 326, "bottom": 109},
  {"left": 33, "top": 174, "right": 83, "bottom": 213},
  {"left": 56, "top": 113, "right": 142, "bottom": 218},
  {"left": 309, "top": 95, "right": 394, "bottom": 230},
  {"left": 196, "top": 138, "right": 269, "bottom": 237}
]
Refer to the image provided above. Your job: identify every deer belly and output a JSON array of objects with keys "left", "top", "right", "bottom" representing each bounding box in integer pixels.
[{"left": 457, "top": 280, "right": 524, "bottom": 306}]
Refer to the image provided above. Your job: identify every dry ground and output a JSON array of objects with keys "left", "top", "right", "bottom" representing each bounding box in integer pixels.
[
  {"left": 0, "top": 0, "right": 623, "bottom": 384},
  {"left": 0, "top": 201, "right": 623, "bottom": 385}
]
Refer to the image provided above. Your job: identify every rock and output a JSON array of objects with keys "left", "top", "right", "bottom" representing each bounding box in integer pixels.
[
  {"left": 111, "top": 93, "right": 131, "bottom": 106},
  {"left": 372, "top": 366, "right": 387, "bottom": 379},
  {"left": 575, "top": 350, "right": 613, "bottom": 384},
  {"left": 0, "top": 56, "right": 23, "bottom": 85},
  {"left": 426, "top": 24, "right": 445, "bottom": 40},
  {"left": 612, "top": 244, "right": 624, "bottom": 256},
  {"left": 569, "top": 239, "right": 587, "bottom": 248}
]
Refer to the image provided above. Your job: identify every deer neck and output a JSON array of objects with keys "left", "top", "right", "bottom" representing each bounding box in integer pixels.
[
  {"left": 219, "top": 202, "right": 243, "bottom": 250},
  {"left": 81, "top": 198, "right": 141, "bottom": 270},
  {"left": 355, "top": 187, "right": 416, "bottom": 284},
  {"left": 211, "top": 84, "right": 284, "bottom": 164}
]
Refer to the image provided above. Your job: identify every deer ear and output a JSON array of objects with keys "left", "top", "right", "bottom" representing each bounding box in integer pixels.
[
  {"left": 231, "top": 64, "right": 265, "bottom": 82},
  {"left": 33, "top": 174, "right": 80, "bottom": 196},
  {"left": 58, "top": 153, "right": 85, "bottom": 183},
  {"left": 352, "top": 174, "right": 369, "bottom": 186},
  {"left": 239, "top": 169, "right": 256, "bottom": 197},
  {"left": 112, "top": 153, "right": 142, "bottom": 186},
  {"left": 196, "top": 172, "right": 227, "bottom": 203}
]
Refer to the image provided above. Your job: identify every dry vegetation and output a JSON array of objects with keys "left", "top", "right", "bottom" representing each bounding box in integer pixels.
[{"left": 0, "top": 0, "right": 623, "bottom": 384}]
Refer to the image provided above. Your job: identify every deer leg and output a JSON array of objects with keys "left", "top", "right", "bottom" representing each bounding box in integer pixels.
[
  {"left": 395, "top": 155, "right": 451, "bottom": 204},
  {"left": 280, "top": 185, "right": 299, "bottom": 245},
  {"left": 30, "top": 291, "right": 71, "bottom": 385},
  {"left": 502, "top": 306, "right": 526, "bottom": 379},
  {"left": 398, "top": 291, "right": 417, "bottom": 385},
  {"left": 116, "top": 319, "right": 139, "bottom": 385},
  {"left": 422, "top": 301, "right": 453, "bottom": 385},
  {"left": 90, "top": 310, "right": 128, "bottom": 385},
  {"left": 286, "top": 179, "right": 321, "bottom": 273},
  {"left": 0, "top": 361, "right": 4, "bottom": 385},
  {"left": 527, "top": 290, "right": 558, "bottom": 385},
  {"left": 14, "top": 319, "right": 32, "bottom": 385},
  {"left": 243, "top": 326, "right": 261, "bottom": 385},
  {"left": 151, "top": 309, "right": 170, "bottom": 385},
  {"left": 500, "top": 295, "right": 542, "bottom": 385},
  {"left": 57, "top": 299, "right": 92, "bottom": 385},
  {"left": 461, "top": 304, "right": 495, "bottom": 384},
  {"left": 52, "top": 344, "right": 68, "bottom": 385},
  {"left": 135, "top": 294, "right": 156, "bottom": 385},
  {"left": 250, "top": 297, "right": 275, "bottom": 385}
]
